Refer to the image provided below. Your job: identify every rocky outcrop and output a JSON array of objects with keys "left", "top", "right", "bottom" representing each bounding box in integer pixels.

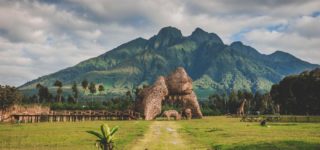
[{"left": 138, "top": 67, "right": 203, "bottom": 120}]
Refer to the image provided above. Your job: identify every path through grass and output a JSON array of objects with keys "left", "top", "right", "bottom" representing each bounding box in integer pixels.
[{"left": 130, "top": 121, "right": 194, "bottom": 150}]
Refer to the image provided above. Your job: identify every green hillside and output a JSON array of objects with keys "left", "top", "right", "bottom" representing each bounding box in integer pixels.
[{"left": 19, "top": 27, "right": 319, "bottom": 98}]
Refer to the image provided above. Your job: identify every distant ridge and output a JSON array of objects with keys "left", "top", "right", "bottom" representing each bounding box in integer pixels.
[{"left": 20, "top": 26, "right": 319, "bottom": 98}]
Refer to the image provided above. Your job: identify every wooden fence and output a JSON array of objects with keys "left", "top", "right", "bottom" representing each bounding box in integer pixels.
[{"left": 10, "top": 110, "right": 141, "bottom": 123}]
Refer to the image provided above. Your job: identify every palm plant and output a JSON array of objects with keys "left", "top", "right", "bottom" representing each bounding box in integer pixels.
[
  {"left": 87, "top": 124, "right": 119, "bottom": 150},
  {"left": 89, "top": 82, "right": 96, "bottom": 105},
  {"left": 53, "top": 80, "right": 63, "bottom": 102}
]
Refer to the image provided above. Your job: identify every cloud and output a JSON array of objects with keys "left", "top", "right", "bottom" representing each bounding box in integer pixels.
[
  {"left": 289, "top": 16, "right": 320, "bottom": 38},
  {"left": 0, "top": 0, "right": 319, "bottom": 86},
  {"left": 242, "top": 28, "right": 320, "bottom": 64}
]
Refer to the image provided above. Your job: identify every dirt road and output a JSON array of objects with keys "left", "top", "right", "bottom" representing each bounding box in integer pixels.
[{"left": 130, "top": 121, "right": 189, "bottom": 150}]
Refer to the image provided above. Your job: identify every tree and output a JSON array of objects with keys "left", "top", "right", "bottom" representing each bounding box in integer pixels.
[
  {"left": 36, "top": 83, "right": 42, "bottom": 103},
  {"left": 228, "top": 90, "right": 239, "bottom": 114},
  {"left": 53, "top": 80, "right": 63, "bottom": 102},
  {"left": 98, "top": 85, "right": 105, "bottom": 95},
  {"left": 201, "top": 94, "right": 226, "bottom": 115},
  {"left": 89, "top": 82, "right": 97, "bottom": 95},
  {"left": 81, "top": 79, "right": 89, "bottom": 95},
  {"left": 0, "top": 85, "right": 22, "bottom": 110},
  {"left": 36, "top": 83, "right": 51, "bottom": 103},
  {"left": 87, "top": 124, "right": 119, "bottom": 150},
  {"left": 271, "top": 68, "right": 320, "bottom": 115},
  {"left": 243, "top": 91, "right": 254, "bottom": 114},
  {"left": 89, "top": 82, "right": 96, "bottom": 103},
  {"left": 71, "top": 82, "right": 79, "bottom": 103},
  {"left": 67, "top": 95, "right": 76, "bottom": 104},
  {"left": 124, "top": 91, "right": 134, "bottom": 110},
  {"left": 125, "top": 91, "right": 132, "bottom": 101}
]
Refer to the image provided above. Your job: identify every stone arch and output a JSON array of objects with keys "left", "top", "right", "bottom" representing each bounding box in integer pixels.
[{"left": 137, "top": 67, "right": 203, "bottom": 120}]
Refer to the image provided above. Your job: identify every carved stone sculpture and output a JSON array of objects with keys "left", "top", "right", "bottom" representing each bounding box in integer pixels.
[
  {"left": 237, "top": 99, "right": 246, "bottom": 116},
  {"left": 182, "top": 108, "right": 192, "bottom": 120},
  {"left": 162, "top": 110, "right": 181, "bottom": 120},
  {"left": 137, "top": 67, "right": 203, "bottom": 120}
]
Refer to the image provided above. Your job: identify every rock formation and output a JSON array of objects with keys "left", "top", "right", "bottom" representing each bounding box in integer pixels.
[
  {"left": 141, "top": 76, "right": 168, "bottom": 120},
  {"left": 182, "top": 108, "right": 192, "bottom": 120},
  {"left": 137, "top": 67, "right": 203, "bottom": 120},
  {"left": 162, "top": 110, "right": 181, "bottom": 120}
]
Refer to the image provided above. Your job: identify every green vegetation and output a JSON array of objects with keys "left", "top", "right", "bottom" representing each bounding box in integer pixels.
[
  {"left": 11, "top": 67, "right": 320, "bottom": 116},
  {"left": 0, "top": 121, "right": 150, "bottom": 150},
  {"left": 271, "top": 68, "right": 320, "bottom": 115},
  {"left": 18, "top": 78, "right": 136, "bottom": 111},
  {"left": 163, "top": 90, "right": 274, "bottom": 116},
  {"left": 1, "top": 117, "right": 320, "bottom": 150},
  {"left": 71, "top": 82, "right": 79, "bottom": 103},
  {"left": 19, "top": 27, "right": 319, "bottom": 98},
  {"left": 0, "top": 85, "right": 22, "bottom": 110},
  {"left": 98, "top": 85, "right": 105, "bottom": 95},
  {"left": 46, "top": 95, "right": 135, "bottom": 111},
  {"left": 178, "top": 116, "right": 320, "bottom": 150},
  {"left": 87, "top": 124, "right": 119, "bottom": 150},
  {"left": 81, "top": 79, "right": 89, "bottom": 95},
  {"left": 53, "top": 80, "right": 63, "bottom": 102}
]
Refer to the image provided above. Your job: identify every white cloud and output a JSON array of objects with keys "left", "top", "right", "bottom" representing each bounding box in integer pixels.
[
  {"left": 289, "top": 16, "right": 320, "bottom": 38},
  {"left": 0, "top": 0, "right": 319, "bottom": 86},
  {"left": 242, "top": 29, "right": 320, "bottom": 64}
]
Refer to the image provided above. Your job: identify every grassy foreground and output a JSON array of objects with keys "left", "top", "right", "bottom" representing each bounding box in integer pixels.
[
  {"left": 0, "top": 121, "right": 150, "bottom": 150},
  {"left": 1, "top": 116, "right": 320, "bottom": 150},
  {"left": 178, "top": 116, "right": 320, "bottom": 150}
]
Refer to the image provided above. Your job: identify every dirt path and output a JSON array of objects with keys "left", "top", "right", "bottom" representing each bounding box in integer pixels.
[{"left": 130, "top": 121, "right": 189, "bottom": 150}]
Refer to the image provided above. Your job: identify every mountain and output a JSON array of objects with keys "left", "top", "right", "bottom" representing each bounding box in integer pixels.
[{"left": 19, "top": 26, "right": 319, "bottom": 98}]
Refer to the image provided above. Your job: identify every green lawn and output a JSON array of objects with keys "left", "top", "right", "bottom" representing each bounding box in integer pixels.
[
  {"left": 178, "top": 116, "right": 320, "bottom": 150},
  {"left": 1, "top": 117, "right": 320, "bottom": 150},
  {"left": 0, "top": 120, "right": 150, "bottom": 150}
]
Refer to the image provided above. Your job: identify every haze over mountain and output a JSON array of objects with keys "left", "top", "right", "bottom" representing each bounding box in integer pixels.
[{"left": 19, "top": 27, "right": 319, "bottom": 98}]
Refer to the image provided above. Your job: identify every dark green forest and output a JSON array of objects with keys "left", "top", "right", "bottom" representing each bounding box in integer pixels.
[
  {"left": 0, "top": 85, "right": 22, "bottom": 110},
  {"left": 271, "top": 68, "right": 320, "bottom": 115}
]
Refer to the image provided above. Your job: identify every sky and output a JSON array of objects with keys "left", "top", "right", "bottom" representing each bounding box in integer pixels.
[{"left": 0, "top": 0, "right": 320, "bottom": 86}]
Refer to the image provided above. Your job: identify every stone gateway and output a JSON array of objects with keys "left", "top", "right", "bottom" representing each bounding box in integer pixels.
[{"left": 137, "top": 67, "right": 203, "bottom": 120}]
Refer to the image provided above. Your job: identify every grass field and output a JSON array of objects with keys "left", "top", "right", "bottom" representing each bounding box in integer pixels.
[
  {"left": 0, "top": 121, "right": 150, "bottom": 150},
  {"left": 178, "top": 116, "right": 320, "bottom": 150},
  {"left": 1, "top": 116, "right": 320, "bottom": 150}
]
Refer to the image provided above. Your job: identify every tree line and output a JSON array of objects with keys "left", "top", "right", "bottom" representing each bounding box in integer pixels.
[
  {"left": 0, "top": 85, "right": 22, "bottom": 110},
  {"left": 270, "top": 68, "right": 320, "bottom": 115},
  {"left": 3, "top": 68, "right": 320, "bottom": 115},
  {"left": 199, "top": 90, "right": 275, "bottom": 116},
  {"left": 23, "top": 79, "right": 135, "bottom": 111},
  {"left": 160, "top": 90, "right": 275, "bottom": 116},
  {"left": 25, "top": 79, "right": 106, "bottom": 104}
]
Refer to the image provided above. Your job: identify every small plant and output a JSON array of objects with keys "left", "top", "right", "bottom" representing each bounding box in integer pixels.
[{"left": 87, "top": 124, "right": 119, "bottom": 150}]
